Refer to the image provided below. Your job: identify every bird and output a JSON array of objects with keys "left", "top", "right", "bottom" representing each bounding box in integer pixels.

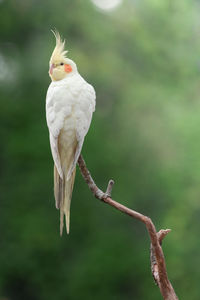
[{"left": 46, "top": 31, "right": 96, "bottom": 235}]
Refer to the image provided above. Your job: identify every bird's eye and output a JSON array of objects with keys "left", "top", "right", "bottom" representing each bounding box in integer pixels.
[{"left": 60, "top": 62, "right": 64, "bottom": 66}]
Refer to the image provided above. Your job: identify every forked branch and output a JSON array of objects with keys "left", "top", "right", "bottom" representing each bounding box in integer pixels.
[{"left": 78, "top": 155, "right": 178, "bottom": 300}]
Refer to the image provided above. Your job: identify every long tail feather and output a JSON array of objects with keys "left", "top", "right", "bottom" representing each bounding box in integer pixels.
[
  {"left": 55, "top": 132, "right": 77, "bottom": 235},
  {"left": 54, "top": 165, "right": 63, "bottom": 209},
  {"left": 63, "top": 168, "right": 76, "bottom": 234},
  {"left": 54, "top": 167, "right": 76, "bottom": 235}
]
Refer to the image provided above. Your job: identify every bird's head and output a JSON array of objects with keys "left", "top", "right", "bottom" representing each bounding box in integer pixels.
[{"left": 49, "top": 31, "right": 77, "bottom": 81}]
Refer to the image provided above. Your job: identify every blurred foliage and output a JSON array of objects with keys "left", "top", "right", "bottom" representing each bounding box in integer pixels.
[{"left": 1, "top": 0, "right": 200, "bottom": 299}]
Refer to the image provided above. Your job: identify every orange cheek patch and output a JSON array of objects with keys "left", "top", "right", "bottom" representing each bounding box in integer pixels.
[{"left": 65, "top": 64, "right": 72, "bottom": 73}]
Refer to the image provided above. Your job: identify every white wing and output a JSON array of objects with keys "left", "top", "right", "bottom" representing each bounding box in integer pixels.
[
  {"left": 46, "top": 81, "right": 74, "bottom": 179},
  {"left": 67, "top": 80, "right": 96, "bottom": 179}
]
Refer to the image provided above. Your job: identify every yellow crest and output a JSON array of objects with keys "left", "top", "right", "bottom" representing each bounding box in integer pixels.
[{"left": 50, "top": 30, "right": 68, "bottom": 63}]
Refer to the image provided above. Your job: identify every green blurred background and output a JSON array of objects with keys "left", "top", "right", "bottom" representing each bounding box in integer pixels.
[{"left": 1, "top": 0, "right": 200, "bottom": 299}]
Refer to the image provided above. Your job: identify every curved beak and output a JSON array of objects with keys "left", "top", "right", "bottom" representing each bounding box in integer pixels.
[{"left": 49, "top": 63, "right": 55, "bottom": 75}]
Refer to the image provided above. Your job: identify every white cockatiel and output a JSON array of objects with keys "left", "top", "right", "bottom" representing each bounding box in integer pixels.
[{"left": 46, "top": 31, "right": 95, "bottom": 235}]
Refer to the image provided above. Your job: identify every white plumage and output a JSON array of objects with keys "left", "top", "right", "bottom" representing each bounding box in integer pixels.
[
  {"left": 46, "top": 32, "right": 95, "bottom": 234},
  {"left": 46, "top": 74, "right": 95, "bottom": 179}
]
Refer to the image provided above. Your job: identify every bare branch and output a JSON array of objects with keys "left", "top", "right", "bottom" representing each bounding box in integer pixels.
[
  {"left": 105, "top": 179, "right": 115, "bottom": 197},
  {"left": 150, "top": 229, "right": 171, "bottom": 282},
  {"left": 157, "top": 229, "right": 171, "bottom": 244},
  {"left": 78, "top": 155, "right": 178, "bottom": 300}
]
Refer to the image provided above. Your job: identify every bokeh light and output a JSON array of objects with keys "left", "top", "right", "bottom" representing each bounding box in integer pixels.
[{"left": 91, "top": 0, "right": 123, "bottom": 11}]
